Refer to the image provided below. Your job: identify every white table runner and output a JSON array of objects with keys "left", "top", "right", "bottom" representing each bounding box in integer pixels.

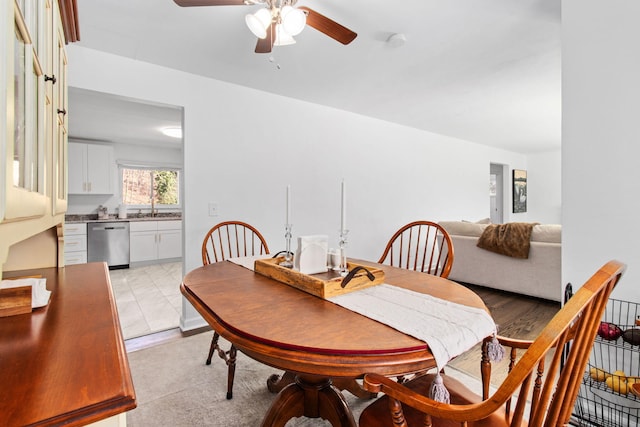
[{"left": 329, "top": 284, "right": 496, "bottom": 371}]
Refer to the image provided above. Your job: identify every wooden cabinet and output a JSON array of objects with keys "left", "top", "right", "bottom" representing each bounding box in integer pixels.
[
  {"left": 52, "top": 2, "right": 68, "bottom": 215},
  {"left": 63, "top": 222, "right": 87, "bottom": 265},
  {"left": 130, "top": 220, "right": 182, "bottom": 264},
  {"left": 68, "top": 142, "right": 114, "bottom": 194},
  {"left": 0, "top": 264, "right": 136, "bottom": 425},
  {"left": 0, "top": 0, "right": 68, "bottom": 276}
]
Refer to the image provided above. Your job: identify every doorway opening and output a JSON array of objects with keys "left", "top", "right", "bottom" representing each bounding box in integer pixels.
[
  {"left": 490, "top": 163, "right": 507, "bottom": 224},
  {"left": 68, "top": 87, "right": 184, "bottom": 340}
]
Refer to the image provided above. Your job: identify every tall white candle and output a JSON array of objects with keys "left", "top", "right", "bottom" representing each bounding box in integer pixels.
[
  {"left": 286, "top": 185, "right": 291, "bottom": 225},
  {"left": 341, "top": 180, "right": 346, "bottom": 231}
]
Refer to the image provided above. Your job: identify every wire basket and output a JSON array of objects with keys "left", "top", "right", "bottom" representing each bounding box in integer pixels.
[{"left": 572, "top": 299, "right": 640, "bottom": 426}]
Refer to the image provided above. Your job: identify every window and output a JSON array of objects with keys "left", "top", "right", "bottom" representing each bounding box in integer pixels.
[
  {"left": 121, "top": 166, "right": 180, "bottom": 207},
  {"left": 13, "top": 0, "right": 43, "bottom": 192}
]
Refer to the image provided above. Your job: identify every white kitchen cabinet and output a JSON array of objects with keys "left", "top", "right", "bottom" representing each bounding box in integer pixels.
[
  {"left": 129, "top": 222, "right": 157, "bottom": 263},
  {"left": 157, "top": 221, "right": 182, "bottom": 259},
  {"left": 130, "top": 220, "right": 182, "bottom": 264},
  {"left": 68, "top": 142, "right": 114, "bottom": 194},
  {"left": 63, "top": 222, "right": 87, "bottom": 265}
]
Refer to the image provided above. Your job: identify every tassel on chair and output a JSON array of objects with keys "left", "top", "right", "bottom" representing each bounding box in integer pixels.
[
  {"left": 487, "top": 333, "right": 505, "bottom": 362},
  {"left": 429, "top": 372, "right": 450, "bottom": 403}
]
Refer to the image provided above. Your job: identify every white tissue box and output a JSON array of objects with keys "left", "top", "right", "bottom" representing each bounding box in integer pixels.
[{"left": 294, "top": 235, "right": 329, "bottom": 274}]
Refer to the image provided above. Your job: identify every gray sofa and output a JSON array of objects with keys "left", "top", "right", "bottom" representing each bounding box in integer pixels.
[{"left": 438, "top": 221, "right": 562, "bottom": 302}]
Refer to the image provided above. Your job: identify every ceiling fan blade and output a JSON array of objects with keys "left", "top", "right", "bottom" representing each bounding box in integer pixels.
[
  {"left": 173, "top": 0, "right": 247, "bottom": 6},
  {"left": 298, "top": 6, "right": 357, "bottom": 45},
  {"left": 255, "top": 23, "right": 274, "bottom": 53}
]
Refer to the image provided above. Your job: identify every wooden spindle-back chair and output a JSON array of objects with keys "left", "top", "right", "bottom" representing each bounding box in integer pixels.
[
  {"left": 201, "top": 221, "right": 269, "bottom": 399},
  {"left": 359, "top": 260, "right": 626, "bottom": 427},
  {"left": 378, "top": 221, "right": 454, "bottom": 278},
  {"left": 201, "top": 220, "right": 269, "bottom": 265}
]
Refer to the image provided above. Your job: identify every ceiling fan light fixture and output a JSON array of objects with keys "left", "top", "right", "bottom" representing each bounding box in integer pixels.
[
  {"left": 273, "top": 23, "right": 296, "bottom": 46},
  {"left": 245, "top": 8, "right": 272, "bottom": 39},
  {"left": 280, "top": 5, "right": 306, "bottom": 36}
]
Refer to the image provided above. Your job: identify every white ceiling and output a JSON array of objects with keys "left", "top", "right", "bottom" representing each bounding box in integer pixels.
[
  {"left": 68, "top": 87, "right": 183, "bottom": 148},
  {"left": 69, "top": 0, "right": 561, "bottom": 154}
]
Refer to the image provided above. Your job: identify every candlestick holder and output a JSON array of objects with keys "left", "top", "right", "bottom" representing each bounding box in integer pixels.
[
  {"left": 338, "top": 229, "right": 349, "bottom": 277},
  {"left": 279, "top": 224, "right": 294, "bottom": 268}
]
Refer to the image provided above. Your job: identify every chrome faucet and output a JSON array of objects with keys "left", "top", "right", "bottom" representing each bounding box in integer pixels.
[{"left": 151, "top": 198, "right": 156, "bottom": 217}]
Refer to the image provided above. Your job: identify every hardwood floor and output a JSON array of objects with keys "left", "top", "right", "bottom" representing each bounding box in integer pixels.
[
  {"left": 465, "top": 282, "right": 561, "bottom": 339},
  {"left": 448, "top": 282, "right": 561, "bottom": 380}
]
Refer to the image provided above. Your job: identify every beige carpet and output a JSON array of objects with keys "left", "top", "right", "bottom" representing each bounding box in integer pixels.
[{"left": 126, "top": 331, "right": 486, "bottom": 426}]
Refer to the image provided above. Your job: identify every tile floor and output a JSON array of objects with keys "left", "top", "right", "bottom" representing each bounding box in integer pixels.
[{"left": 109, "top": 261, "right": 183, "bottom": 340}]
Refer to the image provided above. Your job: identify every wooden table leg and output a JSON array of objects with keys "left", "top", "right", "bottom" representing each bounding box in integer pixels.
[
  {"left": 268, "top": 372, "right": 376, "bottom": 400},
  {"left": 267, "top": 371, "right": 296, "bottom": 393},
  {"left": 332, "top": 378, "right": 378, "bottom": 399},
  {"left": 261, "top": 375, "right": 357, "bottom": 427}
]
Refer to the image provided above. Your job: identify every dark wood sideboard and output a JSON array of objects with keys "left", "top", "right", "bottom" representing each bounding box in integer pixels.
[{"left": 0, "top": 262, "right": 136, "bottom": 426}]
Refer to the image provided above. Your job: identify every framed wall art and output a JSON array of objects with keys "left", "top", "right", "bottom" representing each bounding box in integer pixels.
[{"left": 512, "top": 169, "right": 527, "bottom": 213}]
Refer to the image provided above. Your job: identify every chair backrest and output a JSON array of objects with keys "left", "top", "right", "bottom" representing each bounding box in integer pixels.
[
  {"left": 377, "top": 221, "right": 454, "bottom": 278},
  {"left": 363, "top": 260, "right": 625, "bottom": 427},
  {"left": 201, "top": 221, "right": 269, "bottom": 265},
  {"left": 493, "top": 260, "right": 625, "bottom": 426}
]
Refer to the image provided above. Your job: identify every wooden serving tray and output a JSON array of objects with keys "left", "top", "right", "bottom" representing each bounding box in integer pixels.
[{"left": 254, "top": 257, "right": 385, "bottom": 299}]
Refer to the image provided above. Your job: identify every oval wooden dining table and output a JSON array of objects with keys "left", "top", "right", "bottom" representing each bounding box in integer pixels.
[{"left": 181, "top": 258, "right": 489, "bottom": 427}]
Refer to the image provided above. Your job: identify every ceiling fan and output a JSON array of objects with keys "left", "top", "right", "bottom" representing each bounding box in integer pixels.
[{"left": 173, "top": 0, "right": 357, "bottom": 54}]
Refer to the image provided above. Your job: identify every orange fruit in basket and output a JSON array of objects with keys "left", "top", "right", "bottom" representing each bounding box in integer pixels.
[
  {"left": 627, "top": 377, "right": 640, "bottom": 386},
  {"left": 606, "top": 375, "right": 629, "bottom": 394},
  {"left": 631, "top": 382, "right": 640, "bottom": 398},
  {"left": 613, "top": 370, "right": 628, "bottom": 380},
  {"left": 589, "top": 367, "right": 608, "bottom": 382}
]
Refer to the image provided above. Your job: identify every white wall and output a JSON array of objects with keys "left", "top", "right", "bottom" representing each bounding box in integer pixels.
[
  {"left": 563, "top": 1, "right": 640, "bottom": 303},
  {"left": 67, "top": 140, "right": 183, "bottom": 216},
  {"left": 526, "top": 150, "right": 562, "bottom": 224},
  {"left": 67, "top": 46, "right": 536, "bottom": 329}
]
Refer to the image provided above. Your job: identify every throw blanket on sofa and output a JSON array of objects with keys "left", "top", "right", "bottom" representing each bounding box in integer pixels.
[{"left": 477, "top": 222, "right": 539, "bottom": 259}]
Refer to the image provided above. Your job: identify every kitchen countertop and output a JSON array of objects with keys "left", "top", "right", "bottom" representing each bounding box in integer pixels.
[{"left": 65, "top": 213, "right": 182, "bottom": 223}]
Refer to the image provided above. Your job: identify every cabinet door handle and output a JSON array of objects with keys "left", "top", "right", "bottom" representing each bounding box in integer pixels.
[
  {"left": 45, "top": 74, "right": 57, "bottom": 84},
  {"left": 57, "top": 108, "right": 67, "bottom": 116}
]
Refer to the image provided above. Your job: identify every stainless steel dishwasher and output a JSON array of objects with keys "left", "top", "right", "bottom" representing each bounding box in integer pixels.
[{"left": 87, "top": 221, "right": 130, "bottom": 269}]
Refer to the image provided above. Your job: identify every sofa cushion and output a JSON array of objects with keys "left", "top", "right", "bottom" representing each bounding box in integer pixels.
[
  {"left": 531, "top": 224, "right": 561, "bottom": 243},
  {"left": 440, "top": 221, "right": 561, "bottom": 244},
  {"left": 439, "top": 221, "right": 487, "bottom": 238},
  {"left": 462, "top": 217, "right": 492, "bottom": 224}
]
